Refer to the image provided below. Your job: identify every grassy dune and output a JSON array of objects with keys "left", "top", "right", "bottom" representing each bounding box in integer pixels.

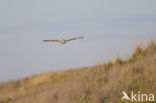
[{"left": 0, "top": 41, "right": 156, "bottom": 103}]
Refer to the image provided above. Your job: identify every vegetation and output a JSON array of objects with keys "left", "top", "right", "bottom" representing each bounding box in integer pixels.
[{"left": 0, "top": 41, "right": 156, "bottom": 103}]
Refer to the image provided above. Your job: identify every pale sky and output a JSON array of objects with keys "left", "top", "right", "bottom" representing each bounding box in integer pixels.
[{"left": 0, "top": 0, "right": 156, "bottom": 82}]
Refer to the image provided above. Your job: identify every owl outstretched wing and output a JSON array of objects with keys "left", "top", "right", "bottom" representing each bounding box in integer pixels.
[
  {"left": 66, "top": 37, "right": 84, "bottom": 42},
  {"left": 43, "top": 40, "right": 60, "bottom": 42}
]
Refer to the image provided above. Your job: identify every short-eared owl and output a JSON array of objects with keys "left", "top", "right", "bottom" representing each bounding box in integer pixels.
[{"left": 43, "top": 37, "right": 84, "bottom": 44}]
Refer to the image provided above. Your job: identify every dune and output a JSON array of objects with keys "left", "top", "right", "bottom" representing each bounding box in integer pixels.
[{"left": 0, "top": 41, "right": 156, "bottom": 103}]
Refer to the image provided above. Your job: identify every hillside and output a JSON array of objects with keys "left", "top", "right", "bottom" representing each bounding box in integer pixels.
[{"left": 0, "top": 41, "right": 156, "bottom": 103}]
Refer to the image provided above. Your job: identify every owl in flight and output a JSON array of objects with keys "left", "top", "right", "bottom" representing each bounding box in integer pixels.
[{"left": 43, "top": 37, "right": 84, "bottom": 44}]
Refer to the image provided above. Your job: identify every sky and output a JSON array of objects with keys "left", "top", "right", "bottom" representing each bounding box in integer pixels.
[{"left": 0, "top": 0, "right": 156, "bottom": 82}]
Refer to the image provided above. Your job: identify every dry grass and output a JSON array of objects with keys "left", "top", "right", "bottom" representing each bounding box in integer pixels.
[{"left": 0, "top": 41, "right": 156, "bottom": 103}]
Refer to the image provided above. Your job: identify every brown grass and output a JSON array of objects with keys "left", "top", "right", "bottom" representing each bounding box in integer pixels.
[{"left": 0, "top": 41, "right": 156, "bottom": 103}]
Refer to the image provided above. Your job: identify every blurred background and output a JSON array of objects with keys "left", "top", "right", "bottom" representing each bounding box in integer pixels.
[{"left": 0, "top": 0, "right": 156, "bottom": 82}]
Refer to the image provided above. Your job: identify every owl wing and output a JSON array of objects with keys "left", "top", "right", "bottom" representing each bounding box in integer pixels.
[
  {"left": 43, "top": 40, "right": 60, "bottom": 42},
  {"left": 66, "top": 37, "right": 84, "bottom": 41}
]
